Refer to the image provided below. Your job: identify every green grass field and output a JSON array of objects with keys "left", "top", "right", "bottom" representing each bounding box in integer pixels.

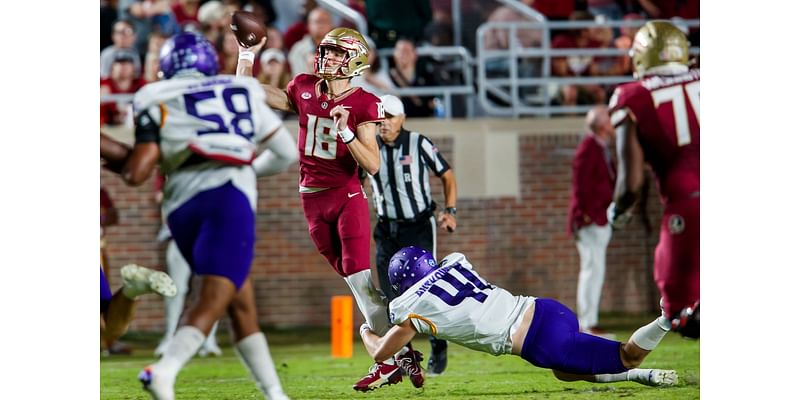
[{"left": 101, "top": 315, "right": 699, "bottom": 399}]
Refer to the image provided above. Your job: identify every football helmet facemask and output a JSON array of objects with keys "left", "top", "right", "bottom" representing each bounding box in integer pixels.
[
  {"left": 630, "top": 20, "right": 690, "bottom": 79},
  {"left": 314, "top": 27, "right": 370, "bottom": 80}
]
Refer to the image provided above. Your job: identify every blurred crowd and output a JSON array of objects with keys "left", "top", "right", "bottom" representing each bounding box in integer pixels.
[{"left": 100, "top": 0, "right": 700, "bottom": 125}]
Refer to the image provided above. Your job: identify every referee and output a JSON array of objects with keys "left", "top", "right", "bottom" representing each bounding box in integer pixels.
[{"left": 366, "top": 94, "right": 458, "bottom": 376}]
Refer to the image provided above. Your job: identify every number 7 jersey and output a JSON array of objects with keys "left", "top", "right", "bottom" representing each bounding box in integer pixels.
[
  {"left": 286, "top": 73, "right": 384, "bottom": 189},
  {"left": 609, "top": 69, "right": 700, "bottom": 204},
  {"left": 389, "top": 253, "right": 536, "bottom": 356}
]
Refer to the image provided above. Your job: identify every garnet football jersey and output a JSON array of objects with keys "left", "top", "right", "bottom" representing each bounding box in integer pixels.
[
  {"left": 286, "top": 73, "right": 384, "bottom": 189},
  {"left": 609, "top": 69, "right": 700, "bottom": 203},
  {"left": 389, "top": 253, "right": 536, "bottom": 356}
]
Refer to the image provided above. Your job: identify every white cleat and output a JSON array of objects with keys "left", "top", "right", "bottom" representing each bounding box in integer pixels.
[
  {"left": 121, "top": 264, "right": 177, "bottom": 298},
  {"left": 139, "top": 365, "right": 176, "bottom": 400},
  {"left": 634, "top": 369, "right": 678, "bottom": 387}
]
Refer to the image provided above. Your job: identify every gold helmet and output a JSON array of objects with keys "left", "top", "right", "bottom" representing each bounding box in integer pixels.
[
  {"left": 314, "top": 27, "right": 370, "bottom": 80},
  {"left": 630, "top": 20, "right": 690, "bottom": 78}
]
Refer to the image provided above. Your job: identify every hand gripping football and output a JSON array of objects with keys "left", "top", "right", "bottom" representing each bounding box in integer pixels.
[{"left": 230, "top": 11, "right": 267, "bottom": 47}]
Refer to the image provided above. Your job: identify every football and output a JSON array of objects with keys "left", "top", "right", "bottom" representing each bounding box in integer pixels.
[{"left": 230, "top": 11, "right": 267, "bottom": 47}]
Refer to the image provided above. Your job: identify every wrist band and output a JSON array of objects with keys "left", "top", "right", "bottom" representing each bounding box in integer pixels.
[
  {"left": 238, "top": 51, "right": 255, "bottom": 63},
  {"left": 359, "top": 323, "right": 371, "bottom": 336},
  {"left": 339, "top": 126, "right": 356, "bottom": 144}
]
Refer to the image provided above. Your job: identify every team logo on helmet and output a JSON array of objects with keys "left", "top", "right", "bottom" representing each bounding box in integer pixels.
[{"left": 668, "top": 215, "right": 685, "bottom": 234}]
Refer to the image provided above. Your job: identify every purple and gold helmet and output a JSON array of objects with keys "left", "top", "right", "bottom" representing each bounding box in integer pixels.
[
  {"left": 159, "top": 31, "right": 219, "bottom": 79},
  {"left": 388, "top": 246, "right": 438, "bottom": 296}
]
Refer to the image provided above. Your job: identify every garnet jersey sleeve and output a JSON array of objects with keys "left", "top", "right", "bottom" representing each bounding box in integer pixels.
[
  {"left": 352, "top": 91, "right": 384, "bottom": 128},
  {"left": 609, "top": 70, "right": 700, "bottom": 203}
]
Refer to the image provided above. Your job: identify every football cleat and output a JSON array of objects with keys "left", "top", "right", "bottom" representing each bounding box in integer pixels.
[
  {"left": 639, "top": 369, "right": 679, "bottom": 387},
  {"left": 352, "top": 362, "right": 402, "bottom": 392},
  {"left": 427, "top": 339, "right": 448, "bottom": 376},
  {"left": 671, "top": 301, "right": 700, "bottom": 339},
  {"left": 395, "top": 346, "right": 425, "bottom": 388},
  {"left": 121, "top": 264, "right": 178, "bottom": 298},
  {"left": 139, "top": 366, "right": 175, "bottom": 400}
]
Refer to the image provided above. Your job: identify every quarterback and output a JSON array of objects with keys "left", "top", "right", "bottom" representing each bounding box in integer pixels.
[
  {"left": 236, "top": 28, "right": 424, "bottom": 391},
  {"left": 361, "top": 246, "right": 679, "bottom": 389}
]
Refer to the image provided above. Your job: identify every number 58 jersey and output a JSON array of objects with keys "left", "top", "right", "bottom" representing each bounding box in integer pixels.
[
  {"left": 389, "top": 253, "right": 536, "bottom": 356},
  {"left": 609, "top": 69, "right": 700, "bottom": 204},
  {"left": 132, "top": 75, "right": 283, "bottom": 215}
]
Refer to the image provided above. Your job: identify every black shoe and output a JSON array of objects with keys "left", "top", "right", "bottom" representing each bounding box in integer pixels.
[{"left": 427, "top": 338, "right": 448, "bottom": 376}]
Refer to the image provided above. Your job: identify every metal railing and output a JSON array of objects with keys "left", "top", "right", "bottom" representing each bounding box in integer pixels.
[
  {"left": 376, "top": 46, "right": 475, "bottom": 118},
  {"left": 316, "top": 0, "right": 368, "bottom": 37},
  {"left": 476, "top": 18, "right": 700, "bottom": 117}
]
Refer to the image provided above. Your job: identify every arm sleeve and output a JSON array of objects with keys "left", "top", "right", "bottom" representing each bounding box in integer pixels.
[{"left": 419, "top": 136, "right": 450, "bottom": 176}]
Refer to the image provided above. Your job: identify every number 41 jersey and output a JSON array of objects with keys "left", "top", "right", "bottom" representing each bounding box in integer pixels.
[
  {"left": 609, "top": 69, "right": 700, "bottom": 204},
  {"left": 389, "top": 253, "right": 536, "bottom": 356},
  {"left": 286, "top": 73, "right": 383, "bottom": 189}
]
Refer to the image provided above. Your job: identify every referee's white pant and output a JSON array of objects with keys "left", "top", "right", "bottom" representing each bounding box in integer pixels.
[{"left": 575, "top": 223, "right": 612, "bottom": 330}]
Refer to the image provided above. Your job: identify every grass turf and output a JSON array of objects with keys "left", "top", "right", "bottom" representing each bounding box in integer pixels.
[{"left": 101, "top": 315, "right": 699, "bottom": 399}]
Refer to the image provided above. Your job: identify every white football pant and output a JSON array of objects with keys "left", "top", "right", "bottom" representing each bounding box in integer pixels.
[{"left": 576, "top": 223, "right": 612, "bottom": 330}]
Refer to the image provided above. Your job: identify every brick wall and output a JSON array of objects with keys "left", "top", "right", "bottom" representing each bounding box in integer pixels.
[{"left": 101, "top": 123, "right": 663, "bottom": 332}]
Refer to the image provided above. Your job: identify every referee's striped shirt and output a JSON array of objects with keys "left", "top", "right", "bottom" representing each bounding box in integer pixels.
[{"left": 368, "top": 128, "right": 450, "bottom": 220}]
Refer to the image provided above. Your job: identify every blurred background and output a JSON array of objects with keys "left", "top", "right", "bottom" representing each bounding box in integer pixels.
[{"left": 99, "top": 0, "right": 700, "bottom": 332}]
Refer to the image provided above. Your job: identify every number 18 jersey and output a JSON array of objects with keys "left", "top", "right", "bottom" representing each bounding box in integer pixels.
[
  {"left": 286, "top": 73, "right": 384, "bottom": 189},
  {"left": 389, "top": 253, "right": 536, "bottom": 356}
]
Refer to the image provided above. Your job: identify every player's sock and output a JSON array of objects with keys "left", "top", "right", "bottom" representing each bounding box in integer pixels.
[
  {"left": 594, "top": 371, "right": 629, "bottom": 383},
  {"left": 235, "top": 332, "right": 287, "bottom": 399},
  {"left": 344, "top": 269, "right": 392, "bottom": 336},
  {"left": 629, "top": 318, "right": 669, "bottom": 351},
  {"left": 151, "top": 326, "right": 205, "bottom": 377}
]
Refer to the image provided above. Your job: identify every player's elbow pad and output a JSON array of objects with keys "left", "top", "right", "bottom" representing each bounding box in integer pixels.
[{"left": 252, "top": 126, "right": 297, "bottom": 177}]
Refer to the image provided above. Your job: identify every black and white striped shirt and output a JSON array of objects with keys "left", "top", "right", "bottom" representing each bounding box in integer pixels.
[{"left": 368, "top": 128, "right": 450, "bottom": 220}]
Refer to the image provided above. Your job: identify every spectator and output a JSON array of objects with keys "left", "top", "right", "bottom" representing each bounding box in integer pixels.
[
  {"left": 282, "top": 0, "right": 318, "bottom": 52},
  {"left": 272, "top": 0, "right": 306, "bottom": 33},
  {"left": 257, "top": 48, "right": 291, "bottom": 90},
  {"left": 365, "top": 0, "right": 432, "bottom": 49},
  {"left": 588, "top": 0, "right": 624, "bottom": 23},
  {"left": 590, "top": 16, "right": 625, "bottom": 77},
  {"left": 376, "top": 39, "right": 438, "bottom": 117},
  {"left": 100, "top": 19, "right": 142, "bottom": 79},
  {"left": 100, "top": 53, "right": 147, "bottom": 127},
  {"left": 288, "top": 7, "right": 333, "bottom": 75},
  {"left": 567, "top": 106, "right": 616, "bottom": 338},
  {"left": 171, "top": 0, "right": 201, "bottom": 30},
  {"left": 119, "top": 0, "right": 181, "bottom": 56},
  {"left": 143, "top": 32, "right": 168, "bottom": 82},
  {"left": 197, "top": 0, "right": 228, "bottom": 45},
  {"left": 551, "top": 11, "right": 607, "bottom": 107},
  {"left": 527, "top": 0, "right": 574, "bottom": 20}
]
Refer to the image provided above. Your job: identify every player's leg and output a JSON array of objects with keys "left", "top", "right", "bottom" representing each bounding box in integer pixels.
[
  {"left": 103, "top": 264, "right": 177, "bottom": 344},
  {"left": 518, "top": 298, "right": 676, "bottom": 386},
  {"left": 655, "top": 198, "right": 700, "bottom": 338},
  {"left": 140, "top": 183, "right": 253, "bottom": 400},
  {"left": 156, "top": 240, "right": 191, "bottom": 357},
  {"left": 575, "top": 225, "right": 596, "bottom": 330},
  {"left": 227, "top": 277, "right": 288, "bottom": 400}
]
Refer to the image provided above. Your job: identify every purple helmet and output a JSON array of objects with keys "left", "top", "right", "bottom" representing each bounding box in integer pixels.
[
  {"left": 388, "top": 246, "right": 439, "bottom": 296},
  {"left": 159, "top": 31, "right": 218, "bottom": 79}
]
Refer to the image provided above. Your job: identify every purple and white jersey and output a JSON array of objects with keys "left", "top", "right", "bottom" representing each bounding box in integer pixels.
[
  {"left": 389, "top": 253, "right": 536, "bottom": 355},
  {"left": 133, "top": 75, "right": 283, "bottom": 216}
]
